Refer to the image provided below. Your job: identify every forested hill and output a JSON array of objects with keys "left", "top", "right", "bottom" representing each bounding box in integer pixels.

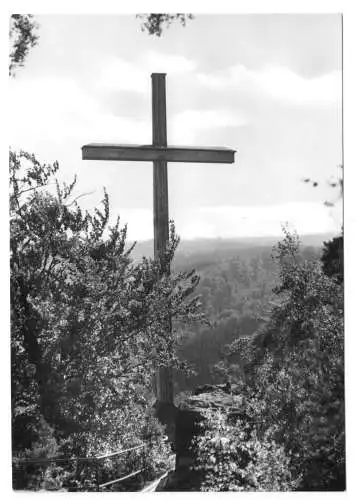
[
  {"left": 128, "top": 233, "right": 335, "bottom": 263},
  {"left": 146, "top": 235, "right": 332, "bottom": 394}
]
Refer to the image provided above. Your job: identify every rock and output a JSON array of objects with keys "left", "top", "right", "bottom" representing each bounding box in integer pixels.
[
  {"left": 155, "top": 384, "right": 247, "bottom": 490},
  {"left": 194, "top": 382, "right": 231, "bottom": 395},
  {"left": 167, "top": 384, "right": 244, "bottom": 490}
]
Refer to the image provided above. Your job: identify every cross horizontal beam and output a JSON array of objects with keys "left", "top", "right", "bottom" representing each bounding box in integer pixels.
[{"left": 82, "top": 143, "right": 235, "bottom": 164}]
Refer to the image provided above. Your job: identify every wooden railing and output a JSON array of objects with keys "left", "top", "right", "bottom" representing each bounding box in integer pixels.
[
  {"left": 95, "top": 443, "right": 147, "bottom": 491},
  {"left": 12, "top": 437, "right": 168, "bottom": 491}
]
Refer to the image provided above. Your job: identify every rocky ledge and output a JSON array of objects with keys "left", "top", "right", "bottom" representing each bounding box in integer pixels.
[{"left": 161, "top": 383, "right": 244, "bottom": 491}]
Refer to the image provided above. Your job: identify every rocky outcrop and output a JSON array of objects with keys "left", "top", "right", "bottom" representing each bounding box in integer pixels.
[
  {"left": 193, "top": 382, "right": 231, "bottom": 396},
  {"left": 161, "top": 383, "right": 244, "bottom": 491}
]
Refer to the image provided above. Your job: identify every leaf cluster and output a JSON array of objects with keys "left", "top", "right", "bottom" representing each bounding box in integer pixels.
[
  {"left": 137, "top": 14, "right": 194, "bottom": 37},
  {"left": 9, "top": 15, "right": 39, "bottom": 76},
  {"left": 193, "top": 408, "right": 298, "bottom": 491}
]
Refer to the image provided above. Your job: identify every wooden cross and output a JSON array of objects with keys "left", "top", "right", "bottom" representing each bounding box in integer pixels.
[{"left": 82, "top": 73, "right": 235, "bottom": 406}]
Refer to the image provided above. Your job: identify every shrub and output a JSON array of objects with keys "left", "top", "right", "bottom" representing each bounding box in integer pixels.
[{"left": 193, "top": 408, "right": 299, "bottom": 491}]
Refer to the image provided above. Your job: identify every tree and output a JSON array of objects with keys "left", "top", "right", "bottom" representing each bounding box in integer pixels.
[
  {"left": 197, "top": 228, "right": 344, "bottom": 491},
  {"left": 321, "top": 235, "right": 343, "bottom": 284},
  {"left": 302, "top": 164, "right": 343, "bottom": 207},
  {"left": 9, "top": 14, "right": 39, "bottom": 76},
  {"left": 242, "top": 230, "right": 344, "bottom": 490},
  {"left": 137, "top": 14, "right": 194, "bottom": 37},
  {"left": 303, "top": 164, "right": 343, "bottom": 284},
  {"left": 10, "top": 150, "right": 202, "bottom": 489},
  {"left": 194, "top": 408, "right": 298, "bottom": 492}
]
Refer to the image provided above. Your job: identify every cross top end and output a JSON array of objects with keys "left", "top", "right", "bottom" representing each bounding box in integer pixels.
[{"left": 151, "top": 73, "right": 166, "bottom": 77}]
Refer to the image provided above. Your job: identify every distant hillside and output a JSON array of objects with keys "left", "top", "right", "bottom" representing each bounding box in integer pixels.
[
  {"left": 123, "top": 233, "right": 335, "bottom": 394},
  {"left": 168, "top": 239, "right": 327, "bottom": 393},
  {"left": 127, "top": 233, "right": 335, "bottom": 263}
]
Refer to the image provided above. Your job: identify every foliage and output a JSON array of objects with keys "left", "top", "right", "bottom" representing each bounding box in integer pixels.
[
  {"left": 137, "top": 14, "right": 194, "bottom": 37},
  {"left": 213, "top": 228, "right": 344, "bottom": 491},
  {"left": 12, "top": 417, "right": 64, "bottom": 490},
  {"left": 303, "top": 163, "right": 343, "bottom": 207},
  {"left": 9, "top": 14, "right": 39, "bottom": 76},
  {"left": 190, "top": 227, "right": 344, "bottom": 491},
  {"left": 321, "top": 235, "right": 343, "bottom": 284},
  {"left": 303, "top": 164, "right": 343, "bottom": 283},
  {"left": 262, "top": 230, "right": 343, "bottom": 490},
  {"left": 142, "top": 413, "right": 174, "bottom": 480},
  {"left": 10, "top": 149, "right": 202, "bottom": 489},
  {"left": 193, "top": 408, "right": 298, "bottom": 491}
]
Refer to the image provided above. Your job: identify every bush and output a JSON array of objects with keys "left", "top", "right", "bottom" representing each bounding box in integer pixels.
[
  {"left": 193, "top": 408, "right": 299, "bottom": 491},
  {"left": 214, "top": 229, "right": 344, "bottom": 491},
  {"left": 10, "top": 150, "right": 202, "bottom": 490}
]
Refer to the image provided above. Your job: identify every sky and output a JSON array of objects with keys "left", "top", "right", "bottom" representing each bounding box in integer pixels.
[{"left": 9, "top": 14, "right": 343, "bottom": 241}]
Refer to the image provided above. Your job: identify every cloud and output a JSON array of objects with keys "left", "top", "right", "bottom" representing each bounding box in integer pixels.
[
  {"left": 177, "top": 202, "right": 337, "bottom": 239},
  {"left": 170, "top": 109, "right": 246, "bottom": 144},
  {"left": 9, "top": 75, "right": 151, "bottom": 151},
  {"left": 10, "top": 76, "right": 99, "bottom": 149},
  {"left": 95, "top": 57, "right": 148, "bottom": 93},
  {"left": 174, "top": 109, "right": 246, "bottom": 130},
  {"left": 9, "top": 70, "right": 243, "bottom": 157},
  {"left": 144, "top": 51, "right": 196, "bottom": 74},
  {"left": 198, "top": 64, "right": 341, "bottom": 106},
  {"left": 96, "top": 51, "right": 197, "bottom": 93},
  {"left": 109, "top": 202, "right": 338, "bottom": 241},
  {"left": 115, "top": 208, "right": 153, "bottom": 241}
]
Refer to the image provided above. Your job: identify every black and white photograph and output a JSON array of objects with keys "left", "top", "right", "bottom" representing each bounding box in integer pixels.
[{"left": 8, "top": 6, "right": 347, "bottom": 493}]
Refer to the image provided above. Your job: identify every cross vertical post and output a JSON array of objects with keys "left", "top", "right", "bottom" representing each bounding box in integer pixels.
[
  {"left": 152, "top": 73, "right": 169, "bottom": 264},
  {"left": 151, "top": 73, "right": 174, "bottom": 406}
]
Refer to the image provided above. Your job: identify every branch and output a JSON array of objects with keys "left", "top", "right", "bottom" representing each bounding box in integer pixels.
[{"left": 65, "top": 191, "right": 95, "bottom": 207}]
